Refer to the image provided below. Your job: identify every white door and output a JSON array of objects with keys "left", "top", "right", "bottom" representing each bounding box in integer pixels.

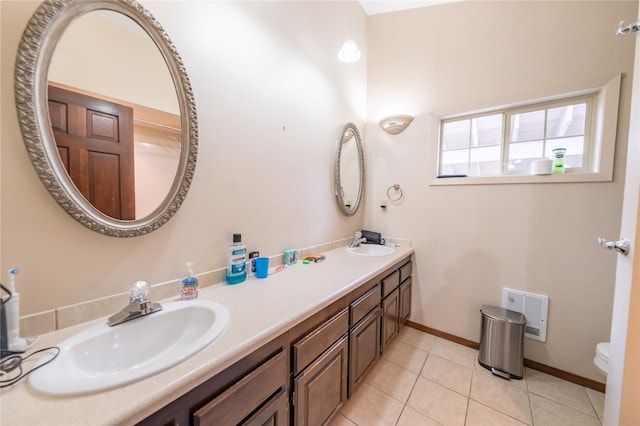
[{"left": 603, "top": 10, "right": 640, "bottom": 425}]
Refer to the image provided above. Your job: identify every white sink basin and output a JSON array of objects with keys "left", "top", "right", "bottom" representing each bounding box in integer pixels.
[
  {"left": 346, "top": 245, "right": 396, "bottom": 256},
  {"left": 29, "top": 299, "right": 229, "bottom": 396}
]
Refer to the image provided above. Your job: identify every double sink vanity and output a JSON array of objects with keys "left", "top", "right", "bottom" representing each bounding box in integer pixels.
[{"left": 1, "top": 245, "right": 414, "bottom": 425}]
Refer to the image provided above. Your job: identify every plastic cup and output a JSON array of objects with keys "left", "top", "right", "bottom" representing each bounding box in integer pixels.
[{"left": 255, "top": 257, "right": 269, "bottom": 279}]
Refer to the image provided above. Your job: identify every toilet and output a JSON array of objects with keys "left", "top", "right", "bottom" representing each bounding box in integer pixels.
[{"left": 593, "top": 342, "right": 610, "bottom": 376}]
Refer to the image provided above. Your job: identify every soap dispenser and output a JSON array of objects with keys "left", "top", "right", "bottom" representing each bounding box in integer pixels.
[{"left": 181, "top": 261, "right": 199, "bottom": 300}]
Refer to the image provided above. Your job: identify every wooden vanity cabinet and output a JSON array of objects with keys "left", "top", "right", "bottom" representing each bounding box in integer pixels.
[
  {"left": 138, "top": 255, "right": 413, "bottom": 426},
  {"left": 136, "top": 334, "right": 289, "bottom": 426}
]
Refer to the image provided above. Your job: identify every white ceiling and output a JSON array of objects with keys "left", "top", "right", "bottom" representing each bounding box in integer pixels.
[{"left": 358, "top": 0, "right": 462, "bottom": 16}]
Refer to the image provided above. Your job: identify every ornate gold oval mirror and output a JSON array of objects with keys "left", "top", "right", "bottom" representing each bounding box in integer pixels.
[
  {"left": 15, "top": 0, "right": 198, "bottom": 237},
  {"left": 335, "top": 123, "right": 364, "bottom": 216}
]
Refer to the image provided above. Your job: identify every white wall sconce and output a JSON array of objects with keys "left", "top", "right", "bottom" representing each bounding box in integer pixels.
[{"left": 379, "top": 115, "right": 414, "bottom": 135}]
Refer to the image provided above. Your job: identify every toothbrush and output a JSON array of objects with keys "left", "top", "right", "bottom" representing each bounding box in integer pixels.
[
  {"left": 8, "top": 268, "right": 18, "bottom": 293},
  {"left": 6, "top": 269, "right": 26, "bottom": 352}
]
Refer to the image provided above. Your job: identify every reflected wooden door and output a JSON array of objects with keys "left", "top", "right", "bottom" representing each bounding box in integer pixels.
[{"left": 48, "top": 85, "right": 135, "bottom": 220}]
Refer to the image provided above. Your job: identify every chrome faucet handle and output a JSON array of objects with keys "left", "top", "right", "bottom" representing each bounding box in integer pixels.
[
  {"left": 129, "top": 280, "right": 150, "bottom": 303},
  {"left": 350, "top": 231, "right": 367, "bottom": 248}
]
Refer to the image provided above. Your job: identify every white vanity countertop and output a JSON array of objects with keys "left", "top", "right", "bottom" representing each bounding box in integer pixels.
[{"left": 0, "top": 245, "right": 414, "bottom": 426}]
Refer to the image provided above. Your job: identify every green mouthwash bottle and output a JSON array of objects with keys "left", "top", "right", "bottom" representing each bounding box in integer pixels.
[{"left": 226, "top": 233, "right": 247, "bottom": 285}]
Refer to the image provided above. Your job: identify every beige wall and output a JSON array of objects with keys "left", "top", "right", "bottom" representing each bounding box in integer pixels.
[
  {"left": 2, "top": 0, "right": 637, "bottom": 386},
  {"left": 365, "top": 1, "right": 637, "bottom": 381},
  {"left": 0, "top": 1, "right": 366, "bottom": 314}
]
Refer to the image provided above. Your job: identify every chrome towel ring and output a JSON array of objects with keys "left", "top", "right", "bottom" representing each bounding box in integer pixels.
[{"left": 387, "top": 184, "right": 404, "bottom": 202}]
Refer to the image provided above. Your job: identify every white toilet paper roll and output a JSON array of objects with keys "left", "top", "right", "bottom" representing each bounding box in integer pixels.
[{"left": 531, "top": 159, "right": 553, "bottom": 175}]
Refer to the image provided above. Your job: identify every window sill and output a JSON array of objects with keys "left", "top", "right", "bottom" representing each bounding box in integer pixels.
[{"left": 429, "top": 171, "right": 612, "bottom": 186}]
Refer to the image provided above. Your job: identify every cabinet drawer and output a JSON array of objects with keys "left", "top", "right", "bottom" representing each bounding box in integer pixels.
[
  {"left": 381, "top": 270, "right": 400, "bottom": 298},
  {"left": 350, "top": 284, "right": 381, "bottom": 325},
  {"left": 194, "top": 350, "right": 287, "bottom": 426},
  {"left": 399, "top": 260, "right": 412, "bottom": 283},
  {"left": 293, "top": 308, "right": 349, "bottom": 374}
]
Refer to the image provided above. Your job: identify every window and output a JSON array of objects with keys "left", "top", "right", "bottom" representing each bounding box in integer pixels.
[
  {"left": 433, "top": 75, "right": 621, "bottom": 185},
  {"left": 439, "top": 96, "right": 592, "bottom": 177}
]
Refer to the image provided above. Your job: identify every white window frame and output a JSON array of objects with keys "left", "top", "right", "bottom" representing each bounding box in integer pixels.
[
  {"left": 502, "top": 95, "right": 594, "bottom": 175},
  {"left": 431, "top": 74, "right": 621, "bottom": 186}
]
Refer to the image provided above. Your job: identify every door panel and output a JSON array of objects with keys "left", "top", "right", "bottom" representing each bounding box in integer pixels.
[
  {"left": 608, "top": 11, "right": 640, "bottom": 424},
  {"left": 88, "top": 152, "right": 121, "bottom": 218},
  {"left": 48, "top": 85, "right": 135, "bottom": 219}
]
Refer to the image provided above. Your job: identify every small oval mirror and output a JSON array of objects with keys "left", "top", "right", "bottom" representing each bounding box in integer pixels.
[{"left": 335, "top": 123, "right": 364, "bottom": 216}]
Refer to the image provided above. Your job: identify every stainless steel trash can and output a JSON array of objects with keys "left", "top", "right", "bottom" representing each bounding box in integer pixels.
[{"left": 478, "top": 305, "right": 526, "bottom": 379}]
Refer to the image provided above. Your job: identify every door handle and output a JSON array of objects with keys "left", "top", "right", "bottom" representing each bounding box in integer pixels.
[{"left": 597, "top": 237, "right": 630, "bottom": 255}]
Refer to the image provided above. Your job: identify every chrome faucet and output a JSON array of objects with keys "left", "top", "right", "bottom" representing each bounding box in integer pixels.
[
  {"left": 107, "top": 281, "right": 162, "bottom": 327},
  {"left": 349, "top": 231, "right": 367, "bottom": 248}
]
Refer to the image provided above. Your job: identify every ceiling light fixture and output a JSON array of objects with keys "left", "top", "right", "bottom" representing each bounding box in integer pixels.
[
  {"left": 338, "top": 4, "right": 361, "bottom": 63},
  {"left": 338, "top": 39, "right": 361, "bottom": 63},
  {"left": 379, "top": 115, "right": 414, "bottom": 135}
]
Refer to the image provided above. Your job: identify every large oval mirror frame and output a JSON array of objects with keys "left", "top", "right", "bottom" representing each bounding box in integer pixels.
[
  {"left": 15, "top": 0, "right": 198, "bottom": 237},
  {"left": 335, "top": 123, "right": 364, "bottom": 216}
]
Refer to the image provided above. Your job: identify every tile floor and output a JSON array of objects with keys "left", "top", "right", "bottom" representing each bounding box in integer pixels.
[{"left": 330, "top": 326, "right": 605, "bottom": 426}]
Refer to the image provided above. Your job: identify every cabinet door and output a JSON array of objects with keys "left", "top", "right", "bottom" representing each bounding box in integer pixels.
[
  {"left": 381, "top": 289, "right": 400, "bottom": 352},
  {"left": 294, "top": 335, "right": 348, "bottom": 426},
  {"left": 349, "top": 306, "right": 381, "bottom": 396},
  {"left": 399, "top": 277, "right": 412, "bottom": 325},
  {"left": 242, "top": 388, "right": 288, "bottom": 426}
]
